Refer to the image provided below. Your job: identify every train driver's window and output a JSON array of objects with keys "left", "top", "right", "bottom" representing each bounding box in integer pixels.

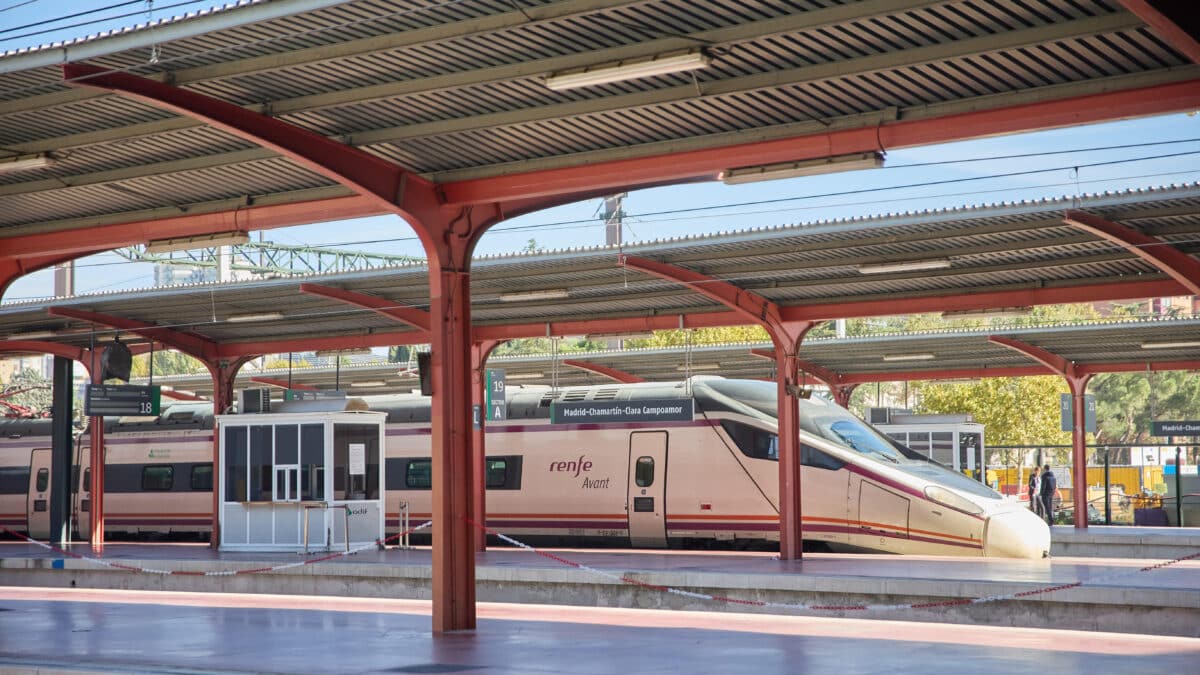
[
  {"left": 635, "top": 457, "right": 654, "bottom": 487},
  {"left": 720, "top": 421, "right": 777, "bottom": 461},
  {"left": 142, "top": 465, "right": 173, "bottom": 491},
  {"left": 36, "top": 468, "right": 48, "bottom": 492}
]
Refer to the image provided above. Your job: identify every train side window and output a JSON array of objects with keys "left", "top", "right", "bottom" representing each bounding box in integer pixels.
[
  {"left": 0, "top": 466, "right": 29, "bottom": 494},
  {"left": 406, "top": 460, "right": 432, "bottom": 489},
  {"left": 191, "top": 465, "right": 213, "bottom": 491},
  {"left": 485, "top": 456, "right": 523, "bottom": 490},
  {"left": 635, "top": 456, "right": 654, "bottom": 487},
  {"left": 72, "top": 466, "right": 80, "bottom": 492},
  {"left": 36, "top": 468, "right": 48, "bottom": 492},
  {"left": 720, "top": 421, "right": 777, "bottom": 460},
  {"left": 801, "top": 444, "right": 844, "bottom": 471},
  {"left": 83, "top": 468, "right": 90, "bottom": 492},
  {"left": 142, "top": 465, "right": 173, "bottom": 491}
]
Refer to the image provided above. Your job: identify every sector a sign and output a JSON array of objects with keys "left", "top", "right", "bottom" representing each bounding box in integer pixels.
[{"left": 550, "top": 398, "right": 694, "bottom": 424}]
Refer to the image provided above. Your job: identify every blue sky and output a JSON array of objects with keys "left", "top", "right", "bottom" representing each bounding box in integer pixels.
[{"left": 3, "top": 1, "right": 1199, "bottom": 302}]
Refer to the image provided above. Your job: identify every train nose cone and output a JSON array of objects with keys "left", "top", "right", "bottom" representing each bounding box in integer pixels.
[{"left": 984, "top": 508, "right": 1051, "bottom": 558}]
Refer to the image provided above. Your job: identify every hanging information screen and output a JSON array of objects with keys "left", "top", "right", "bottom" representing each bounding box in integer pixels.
[{"left": 84, "top": 384, "right": 161, "bottom": 416}]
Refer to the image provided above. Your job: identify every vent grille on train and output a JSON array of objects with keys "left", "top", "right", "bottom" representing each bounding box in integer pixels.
[
  {"left": 592, "top": 388, "right": 620, "bottom": 400},
  {"left": 562, "top": 389, "right": 589, "bottom": 402}
]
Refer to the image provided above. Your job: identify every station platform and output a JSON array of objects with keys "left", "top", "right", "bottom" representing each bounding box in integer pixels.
[{"left": 2, "top": 526, "right": 1197, "bottom": 641}]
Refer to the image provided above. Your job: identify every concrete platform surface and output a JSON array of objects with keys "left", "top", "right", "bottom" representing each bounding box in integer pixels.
[
  {"left": 2, "top": 526, "right": 1198, "bottom": 638},
  {"left": 0, "top": 587, "right": 1197, "bottom": 675}
]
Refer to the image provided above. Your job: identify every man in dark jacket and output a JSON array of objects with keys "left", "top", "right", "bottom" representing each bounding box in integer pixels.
[{"left": 1039, "top": 464, "right": 1057, "bottom": 525}]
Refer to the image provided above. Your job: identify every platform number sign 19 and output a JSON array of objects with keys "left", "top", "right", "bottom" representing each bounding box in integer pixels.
[{"left": 487, "top": 369, "right": 506, "bottom": 422}]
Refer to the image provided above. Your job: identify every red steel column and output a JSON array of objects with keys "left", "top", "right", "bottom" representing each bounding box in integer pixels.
[
  {"left": 88, "top": 365, "right": 105, "bottom": 551},
  {"left": 772, "top": 321, "right": 815, "bottom": 560},
  {"left": 471, "top": 339, "right": 501, "bottom": 552},
  {"left": 207, "top": 357, "right": 252, "bottom": 547}
]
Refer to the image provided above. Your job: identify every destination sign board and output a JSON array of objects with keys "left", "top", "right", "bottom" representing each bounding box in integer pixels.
[
  {"left": 1151, "top": 421, "right": 1200, "bottom": 437},
  {"left": 551, "top": 398, "right": 694, "bottom": 425},
  {"left": 1059, "top": 394, "right": 1096, "bottom": 433},
  {"left": 487, "top": 369, "right": 506, "bottom": 422},
  {"left": 84, "top": 384, "right": 161, "bottom": 417}
]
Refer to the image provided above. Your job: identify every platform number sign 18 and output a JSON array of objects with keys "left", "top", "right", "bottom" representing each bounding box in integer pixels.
[{"left": 487, "top": 369, "right": 506, "bottom": 422}]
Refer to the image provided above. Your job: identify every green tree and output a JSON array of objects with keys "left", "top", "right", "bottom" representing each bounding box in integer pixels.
[
  {"left": 2, "top": 368, "right": 53, "bottom": 415},
  {"left": 624, "top": 325, "right": 769, "bottom": 348},
  {"left": 1093, "top": 370, "right": 1200, "bottom": 444},
  {"left": 914, "top": 376, "right": 1072, "bottom": 449},
  {"left": 130, "top": 350, "right": 205, "bottom": 377}
]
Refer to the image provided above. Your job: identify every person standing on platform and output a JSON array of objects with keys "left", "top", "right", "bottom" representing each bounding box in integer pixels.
[
  {"left": 1028, "top": 466, "right": 1042, "bottom": 517},
  {"left": 1039, "top": 464, "right": 1057, "bottom": 525}
]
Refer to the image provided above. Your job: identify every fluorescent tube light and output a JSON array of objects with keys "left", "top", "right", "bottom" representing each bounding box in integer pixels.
[
  {"left": 676, "top": 363, "right": 721, "bottom": 371},
  {"left": 0, "top": 153, "right": 54, "bottom": 173},
  {"left": 498, "top": 289, "right": 570, "bottom": 302},
  {"left": 545, "top": 50, "right": 710, "bottom": 91},
  {"left": 857, "top": 259, "right": 951, "bottom": 275},
  {"left": 942, "top": 306, "right": 1033, "bottom": 319},
  {"left": 349, "top": 380, "right": 387, "bottom": 388},
  {"left": 722, "top": 152, "right": 884, "bottom": 185},
  {"left": 506, "top": 372, "right": 545, "bottom": 380},
  {"left": 315, "top": 348, "right": 373, "bottom": 357},
  {"left": 227, "top": 312, "right": 284, "bottom": 323},
  {"left": 882, "top": 353, "right": 936, "bottom": 362},
  {"left": 145, "top": 230, "right": 250, "bottom": 254},
  {"left": 1140, "top": 341, "right": 1200, "bottom": 349},
  {"left": 586, "top": 331, "right": 655, "bottom": 340},
  {"left": 7, "top": 330, "right": 57, "bottom": 340}
]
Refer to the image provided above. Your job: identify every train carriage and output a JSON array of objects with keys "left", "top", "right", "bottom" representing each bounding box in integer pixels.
[{"left": 0, "top": 377, "right": 1050, "bottom": 558}]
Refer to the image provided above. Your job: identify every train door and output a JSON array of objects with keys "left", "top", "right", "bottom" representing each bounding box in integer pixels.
[
  {"left": 857, "top": 481, "right": 909, "bottom": 547},
  {"left": 26, "top": 448, "right": 51, "bottom": 539},
  {"left": 627, "top": 431, "right": 667, "bottom": 548},
  {"left": 73, "top": 434, "right": 91, "bottom": 541}
]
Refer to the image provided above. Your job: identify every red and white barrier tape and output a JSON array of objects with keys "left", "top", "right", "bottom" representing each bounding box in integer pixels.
[
  {"left": 0, "top": 522, "right": 431, "bottom": 577},
  {"left": 464, "top": 518, "right": 1200, "bottom": 613}
]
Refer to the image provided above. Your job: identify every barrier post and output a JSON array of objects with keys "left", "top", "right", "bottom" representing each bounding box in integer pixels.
[
  {"left": 1103, "top": 449, "right": 1111, "bottom": 526},
  {"left": 1175, "top": 447, "right": 1183, "bottom": 528}
]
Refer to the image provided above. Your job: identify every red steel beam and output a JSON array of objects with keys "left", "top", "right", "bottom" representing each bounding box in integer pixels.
[
  {"left": 619, "top": 254, "right": 785, "bottom": 326},
  {"left": 561, "top": 359, "right": 645, "bottom": 384},
  {"left": 1118, "top": 1, "right": 1200, "bottom": 64},
  {"left": 47, "top": 307, "right": 219, "bottom": 361},
  {"left": 0, "top": 195, "right": 382, "bottom": 259},
  {"left": 1063, "top": 209, "right": 1200, "bottom": 295},
  {"left": 160, "top": 387, "right": 208, "bottom": 401},
  {"left": 441, "top": 79, "right": 1200, "bottom": 204},
  {"left": 299, "top": 283, "right": 432, "bottom": 332},
  {"left": 62, "top": 64, "right": 442, "bottom": 224}
]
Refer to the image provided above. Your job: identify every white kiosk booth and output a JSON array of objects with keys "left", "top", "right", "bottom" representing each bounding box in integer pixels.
[{"left": 217, "top": 409, "right": 387, "bottom": 552}]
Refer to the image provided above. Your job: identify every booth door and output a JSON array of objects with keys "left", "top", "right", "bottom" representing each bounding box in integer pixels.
[{"left": 274, "top": 465, "right": 300, "bottom": 502}]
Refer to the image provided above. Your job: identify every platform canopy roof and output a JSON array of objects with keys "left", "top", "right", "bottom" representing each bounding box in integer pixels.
[
  {"left": 1, "top": 0, "right": 1199, "bottom": 273},
  {"left": 125, "top": 316, "right": 1200, "bottom": 398},
  {"left": 0, "top": 182, "right": 1198, "bottom": 371}
]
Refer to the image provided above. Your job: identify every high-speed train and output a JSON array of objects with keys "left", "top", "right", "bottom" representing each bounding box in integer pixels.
[{"left": 0, "top": 377, "right": 1050, "bottom": 557}]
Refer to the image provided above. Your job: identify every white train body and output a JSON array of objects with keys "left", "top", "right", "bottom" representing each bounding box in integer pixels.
[{"left": 0, "top": 378, "right": 1049, "bottom": 558}]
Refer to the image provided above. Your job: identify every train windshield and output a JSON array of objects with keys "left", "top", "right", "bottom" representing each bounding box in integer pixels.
[{"left": 698, "top": 378, "right": 1000, "bottom": 500}]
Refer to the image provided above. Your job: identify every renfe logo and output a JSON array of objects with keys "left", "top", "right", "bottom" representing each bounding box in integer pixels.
[{"left": 549, "top": 455, "right": 592, "bottom": 477}]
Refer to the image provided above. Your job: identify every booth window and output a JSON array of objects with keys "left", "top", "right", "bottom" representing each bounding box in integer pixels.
[
  {"left": 248, "top": 425, "right": 273, "bottom": 501},
  {"left": 332, "top": 424, "right": 379, "bottom": 500},
  {"left": 300, "top": 423, "right": 324, "bottom": 500},
  {"left": 224, "top": 426, "right": 248, "bottom": 502}
]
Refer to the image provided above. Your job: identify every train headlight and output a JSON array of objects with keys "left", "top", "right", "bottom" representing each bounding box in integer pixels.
[{"left": 923, "top": 485, "right": 984, "bottom": 516}]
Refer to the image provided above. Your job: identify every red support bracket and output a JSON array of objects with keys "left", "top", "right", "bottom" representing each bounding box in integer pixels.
[
  {"left": 1063, "top": 209, "right": 1200, "bottom": 295},
  {"left": 299, "top": 283, "right": 432, "bottom": 332},
  {"left": 619, "top": 254, "right": 783, "bottom": 326},
  {"left": 561, "top": 359, "right": 645, "bottom": 384}
]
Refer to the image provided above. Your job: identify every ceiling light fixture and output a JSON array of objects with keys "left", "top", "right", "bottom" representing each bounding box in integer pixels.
[
  {"left": 882, "top": 353, "right": 936, "bottom": 362},
  {"left": 586, "top": 331, "right": 655, "bottom": 340},
  {"left": 544, "top": 50, "right": 711, "bottom": 91},
  {"left": 941, "top": 306, "right": 1033, "bottom": 319},
  {"left": 722, "top": 152, "right": 884, "bottom": 185},
  {"left": 0, "top": 153, "right": 54, "bottom": 173},
  {"left": 506, "top": 372, "right": 546, "bottom": 380},
  {"left": 349, "top": 380, "right": 387, "bottom": 387},
  {"left": 676, "top": 363, "right": 721, "bottom": 371},
  {"left": 145, "top": 230, "right": 250, "bottom": 255},
  {"left": 7, "top": 330, "right": 57, "bottom": 340},
  {"left": 498, "top": 289, "right": 570, "bottom": 302},
  {"left": 1140, "top": 341, "right": 1200, "bottom": 349},
  {"left": 314, "top": 348, "right": 373, "bottom": 357},
  {"left": 857, "top": 259, "right": 952, "bottom": 275},
  {"left": 226, "top": 312, "right": 284, "bottom": 323}
]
